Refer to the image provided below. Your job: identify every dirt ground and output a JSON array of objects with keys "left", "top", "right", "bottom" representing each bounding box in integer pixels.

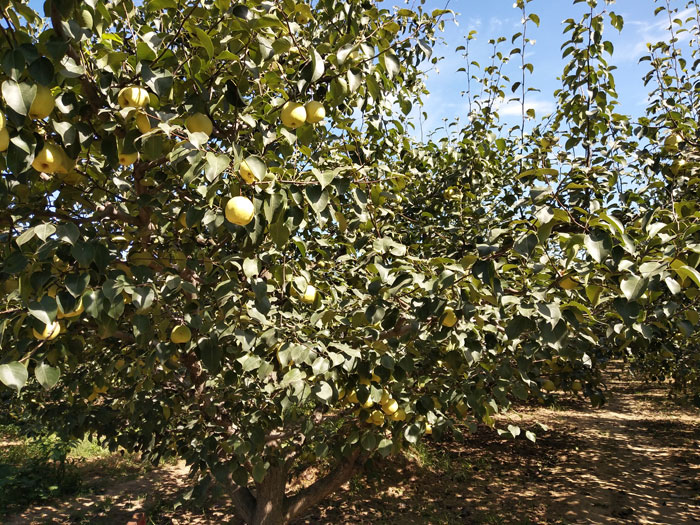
[{"left": 5, "top": 376, "right": 700, "bottom": 524}]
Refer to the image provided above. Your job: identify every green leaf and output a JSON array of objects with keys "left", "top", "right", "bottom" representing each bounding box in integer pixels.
[
  {"left": 378, "top": 438, "right": 393, "bottom": 458},
  {"left": 28, "top": 295, "right": 57, "bottom": 325},
  {"left": 360, "top": 431, "right": 377, "bottom": 451},
  {"left": 252, "top": 461, "right": 268, "bottom": 484},
  {"left": 15, "top": 227, "right": 35, "bottom": 247},
  {"left": 584, "top": 230, "right": 611, "bottom": 263},
  {"left": 3, "top": 251, "right": 28, "bottom": 274},
  {"left": 404, "top": 423, "right": 421, "bottom": 444},
  {"left": 310, "top": 47, "right": 325, "bottom": 83},
  {"left": 199, "top": 337, "right": 222, "bottom": 373},
  {"left": 35, "top": 362, "right": 60, "bottom": 390},
  {"left": 620, "top": 275, "right": 647, "bottom": 302},
  {"left": 2, "top": 79, "right": 35, "bottom": 115},
  {"left": 71, "top": 241, "right": 95, "bottom": 267},
  {"left": 28, "top": 57, "right": 54, "bottom": 85},
  {"left": 382, "top": 52, "right": 400, "bottom": 79},
  {"left": 65, "top": 273, "right": 90, "bottom": 297},
  {"left": 305, "top": 185, "right": 329, "bottom": 214},
  {"left": 313, "top": 381, "right": 333, "bottom": 402},
  {"left": 56, "top": 223, "right": 80, "bottom": 244},
  {"left": 674, "top": 265, "right": 700, "bottom": 288},
  {"left": 204, "top": 152, "right": 230, "bottom": 182},
  {"left": 34, "top": 223, "right": 56, "bottom": 242},
  {"left": 194, "top": 28, "right": 214, "bottom": 59},
  {"left": 0, "top": 362, "right": 28, "bottom": 392}
]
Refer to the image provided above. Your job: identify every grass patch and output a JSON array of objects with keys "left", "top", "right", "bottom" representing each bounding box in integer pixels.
[
  {"left": 0, "top": 425, "right": 149, "bottom": 516},
  {"left": 0, "top": 425, "right": 82, "bottom": 515}
]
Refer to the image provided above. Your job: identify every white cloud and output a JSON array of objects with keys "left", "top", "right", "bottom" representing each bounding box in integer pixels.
[
  {"left": 615, "top": 8, "right": 694, "bottom": 62},
  {"left": 493, "top": 97, "right": 555, "bottom": 117}
]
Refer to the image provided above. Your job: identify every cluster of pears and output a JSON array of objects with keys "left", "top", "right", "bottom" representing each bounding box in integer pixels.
[
  {"left": 117, "top": 85, "right": 153, "bottom": 165},
  {"left": 344, "top": 374, "right": 407, "bottom": 426},
  {"left": 220, "top": 100, "right": 327, "bottom": 227},
  {"left": 280, "top": 100, "right": 326, "bottom": 129},
  {"left": 32, "top": 289, "right": 84, "bottom": 341}
]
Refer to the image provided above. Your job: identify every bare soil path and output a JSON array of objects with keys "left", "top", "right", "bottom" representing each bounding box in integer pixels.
[{"left": 5, "top": 376, "right": 700, "bottom": 524}]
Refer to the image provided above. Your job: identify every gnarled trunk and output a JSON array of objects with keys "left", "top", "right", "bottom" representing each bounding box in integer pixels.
[{"left": 227, "top": 449, "right": 364, "bottom": 525}]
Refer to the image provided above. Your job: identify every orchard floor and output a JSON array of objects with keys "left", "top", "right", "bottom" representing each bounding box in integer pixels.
[{"left": 4, "top": 376, "right": 700, "bottom": 525}]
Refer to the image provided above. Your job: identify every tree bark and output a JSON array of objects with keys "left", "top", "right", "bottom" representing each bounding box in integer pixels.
[
  {"left": 283, "top": 448, "right": 363, "bottom": 522},
  {"left": 226, "top": 449, "right": 364, "bottom": 524},
  {"left": 251, "top": 463, "right": 287, "bottom": 525},
  {"left": 226, "top": 473, "right": 256, "bottom": 524}
]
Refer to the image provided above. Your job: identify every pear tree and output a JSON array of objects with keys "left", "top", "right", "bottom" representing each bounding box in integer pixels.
[{"left": 0, "top": 0, "right": 699, "bottom": 524}]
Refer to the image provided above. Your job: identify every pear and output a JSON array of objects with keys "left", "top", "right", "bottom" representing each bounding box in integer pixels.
[
  {"left": 29, "top": 85, "right": 55, "bottom": 119},
  {"left": 118, "top": 86, "right": 150, "bottom": 108},
  {"left": 0, "top": 127, "right": 9, "bottom": 152},
  {"left": 32, "top": 143, "right": 65, "bottom": 174},
  {"left": 280, "top": 101, "right": 306, "bottom": 129},
  {"left": 225, "top": 196, "right": 255, "bottom": 226},
  {"left": 185, "top": 112, "right": 213, "bottom": 136},
  {"left": 305, "top": 101, "right": 326, "bottom": 124}
]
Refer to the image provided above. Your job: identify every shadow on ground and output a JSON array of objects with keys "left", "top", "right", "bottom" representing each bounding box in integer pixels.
[{"left": 4, "top": 378, "right": 700, "bottom": 524}]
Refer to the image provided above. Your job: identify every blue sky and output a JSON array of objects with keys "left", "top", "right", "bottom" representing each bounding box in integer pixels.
[
  {"left": 26, "top": 0, "right": 682, "bottom": 134},
  {"left": 412, "top": 0, "right": 683, "bottom": 133}
]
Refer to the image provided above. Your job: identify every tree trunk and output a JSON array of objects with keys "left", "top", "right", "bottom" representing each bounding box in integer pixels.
[
  {"left": 251, "top": 463, "right": 287, "bottom": 525},
  {"left": 283, "top": 448, "right": 363, "bottom": 522},
  {"left": 226, "top": 450, "right": 364, "bottom": 525}
]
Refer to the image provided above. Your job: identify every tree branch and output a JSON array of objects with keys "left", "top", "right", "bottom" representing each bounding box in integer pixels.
[
  {"left": 49, "top": 5, "right": 104, "bottom": 113},
  {"left": 225, "top": 472, "right": 256, "bottom": 524},
  {"left": 283, "top": 448, "right": 364, "bottom": 522}
]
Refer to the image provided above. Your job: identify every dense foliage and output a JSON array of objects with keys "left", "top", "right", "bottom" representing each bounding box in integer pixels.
[{"left": 0, "top": 0, "right": 698, "bottom": 522}]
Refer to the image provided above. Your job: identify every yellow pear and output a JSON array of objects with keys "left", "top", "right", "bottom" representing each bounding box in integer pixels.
[
  {"left": 301, "top": 284, "right": 317, "bottom": 304},
  {"left": 32, "top": 143, "right": 64, "bottom": 174},
  {"left": 0, "top": 112, "right": 5, "bottom": 130},
  {"left": 53, "top": 148, "right": 74, "bottom": 175},
  {"left": 225, "top": 196, "right": 255, "bottom": 226},
  {"left": 571, "top": 380, "right": 583, "bottom": 392},
  {"left": 381, "top": 398, "right": 399, "bottom": 415},
  {"left": 178, "top": 213, "right": 188, "bottom": 228},
  {"left": 239, "top": 160, "right": 256, "bottom": 184},
  {"left": 119, "top": 151, "right": 139, "bottom": 166},
  {"left": 347, "top": 390, "right": 359, "bottom": 404},
  {"left": 29, "top": 85, "right": 55, "bottom": 119},
  {"left": 542, "top": 379, "right": 556, "bottom": 392},
  {"left": 0, "top": 127, "right": 9, "bottom": 152},
  {"left": 170, "top": 325, "right": 191, "bottom": 344},
  {"left": 441, "top": 307, "right": 457, "bottom": 328},
  {"left": 186, "top": 112, "right": 213, "bottom": 136},
  {"left": 33, "top": 321, "right": 61, "bottom": 341},
  {"left": 280, "top": 101, "right": 306, "bottom": 129},
  {"left": 362, "top": 397, "right": 374, "bottom": 409},
  {"left": 390, "top": 408, "right": 406, "bottom": 421},
  {"left": 369, "top": 410, "right": 385, "bottom": 426},
  {"left": 135, "top": 112, "right": 152, "bottom": 133},
  {"left": 663, "top": 132, "right": 682, "bottom": 152},
  {"left": 118, "top": 86, "right": 150, "bottom": 108},
  {"left": 425, "top": 423, "right": 432, "bottom": 435},
  {"left": 305, "top": 101, "right": 326, "bottom": 124}
]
